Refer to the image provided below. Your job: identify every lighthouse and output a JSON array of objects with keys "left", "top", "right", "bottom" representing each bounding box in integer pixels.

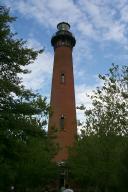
[{"left": 48, "top": 22, "right": 77, "bottom": 162}]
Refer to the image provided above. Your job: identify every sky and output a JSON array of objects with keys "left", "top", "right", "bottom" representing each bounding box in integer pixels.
[{"left": 2, "top": 0, "right": 128, "bottom": 124}]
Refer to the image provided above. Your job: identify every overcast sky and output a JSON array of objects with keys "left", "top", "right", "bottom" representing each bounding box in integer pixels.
[{"left": 2, "top": 0, "right": 128, "bottom": 122}]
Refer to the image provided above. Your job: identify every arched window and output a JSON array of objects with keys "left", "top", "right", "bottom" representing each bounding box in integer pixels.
[
  {"left": 60, "top": 114, "right": 64, "bottom": 129},
  {"left": 61, "top": 73, "right": 65, "bottom": 83}
]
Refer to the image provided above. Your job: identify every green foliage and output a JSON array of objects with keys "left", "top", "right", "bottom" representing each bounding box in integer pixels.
[
  {"left": 82, "top": 64, "right": 128, "bottom": 137},
  {"left": 68, "top": 64, "right": 128, "bottom": 191},
  {"left": 0, "top": 6, "right": 57, "bottom": 191}
]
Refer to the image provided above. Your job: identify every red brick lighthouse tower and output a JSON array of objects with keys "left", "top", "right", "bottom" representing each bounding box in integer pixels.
[{"left": 48, "top": 22, "right": 77, "bottom": 162}]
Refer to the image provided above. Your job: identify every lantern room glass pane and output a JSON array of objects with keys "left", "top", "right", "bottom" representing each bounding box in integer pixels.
[{"left": 57, "top": 23, "right": 70, "bottom": 31}]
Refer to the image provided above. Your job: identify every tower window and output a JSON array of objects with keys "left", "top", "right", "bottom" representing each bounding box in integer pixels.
[
  {"left": 60, "top": 115, "right": 64, "bottom": 129},
  {"left": 61, "top": 73, "right": 65, "bottom": 83}
]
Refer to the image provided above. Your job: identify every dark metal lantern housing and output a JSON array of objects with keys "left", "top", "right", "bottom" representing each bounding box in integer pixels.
[{"left": 51, "top": 22, "right": 76, "bottom": 49}]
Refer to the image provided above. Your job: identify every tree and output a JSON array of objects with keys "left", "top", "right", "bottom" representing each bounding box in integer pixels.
[
  {"left": 0, "top": 6, "right": 57, "bottom": 191},
  {"left": 68, "top": 64, "right": 128, "bottom": 192}
]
